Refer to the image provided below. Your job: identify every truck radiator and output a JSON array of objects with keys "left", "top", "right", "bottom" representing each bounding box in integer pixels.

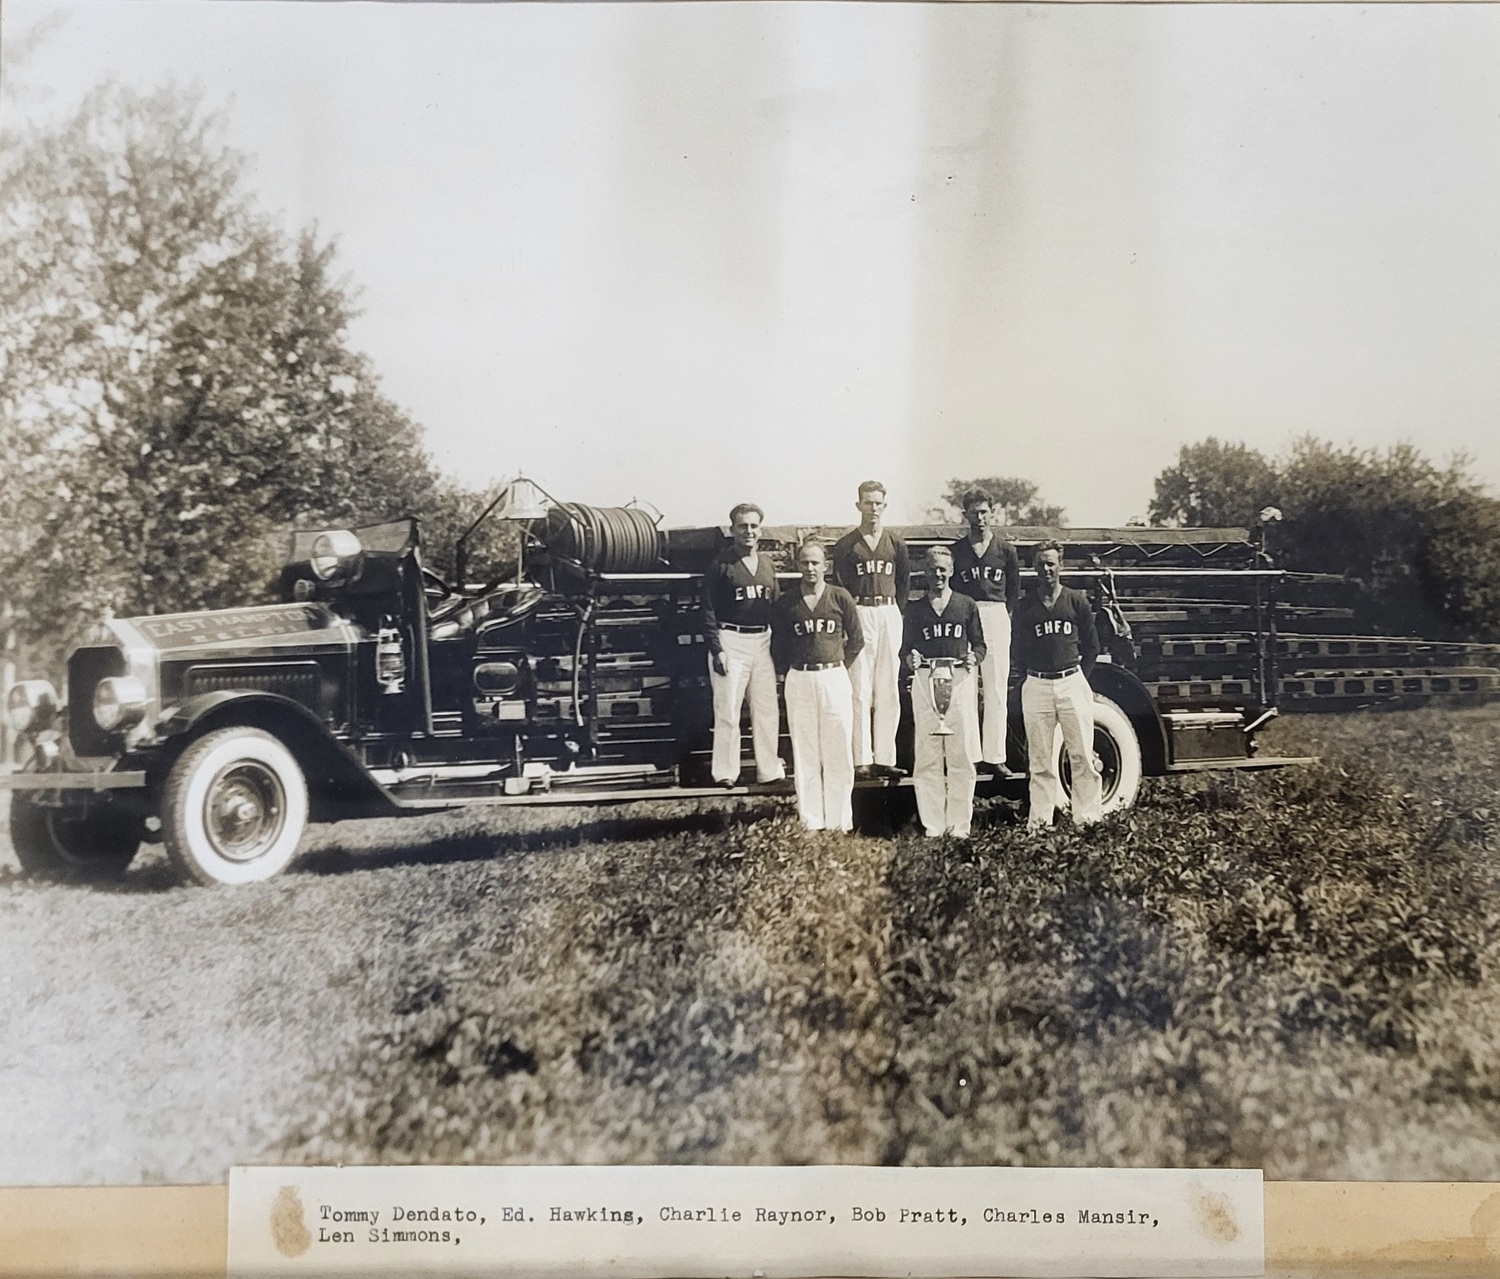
[{"left": 184, "top": 662, "right": 323, "bottom": 713}]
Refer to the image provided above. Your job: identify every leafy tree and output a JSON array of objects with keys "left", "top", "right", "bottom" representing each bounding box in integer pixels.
[
  {"left": 1148, "top": 438, "right": 1281, "bottom": 529},
  {"left": 1146, "top": 433, "right": 1500, "bottom": 639},
  {"left": 1277, "top": 439, "right": 1479, "bottom": 635},
  {"left": 931, "top": 476, "right": 1065, "bottom": 526},
  {"left": 0, "top": 82, "right": 445, "bottom": 660},
  {"left": 1420, "top": 490, "right": 1500, "bottom": 640}
]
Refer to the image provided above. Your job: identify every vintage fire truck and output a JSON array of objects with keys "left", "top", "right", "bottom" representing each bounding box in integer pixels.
[{"left": 2, "top": 481, "right": 1330, "bottom": 887}]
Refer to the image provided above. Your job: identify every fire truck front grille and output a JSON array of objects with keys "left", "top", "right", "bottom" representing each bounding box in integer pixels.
[
  {"left": 184, "top": 662, "right": 322, "bottom": 712},
  {"left": 68, "top": 645, "right": 127, "bottom": 756}
]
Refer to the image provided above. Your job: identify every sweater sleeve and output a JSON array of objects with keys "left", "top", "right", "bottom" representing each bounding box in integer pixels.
[
  {"left": 1076, "top": 590, "right": 1100, "bottom": 676},
  {"left": 841, "top": 590, "right": 865, "bottom": 667},
  {"left": 830, "top": 534, "right": 855, "bottom": 594},
  {"left": 965, "top": 597, "right": 988, "bottom": 664},
  {"left": 1003, "top": 542, "right": 1021, "bottom": 611},
  {"left": 893, "top": 535, "right": 911, "bottom": 613},
  {"left": 900, "top": 604, "right": 921, "bottom": 662},
  {"left": 770, "top": 596, "right": 790, "bottom": 675},
  {"left": 701, "top": 562, "right": 722, "bottom": 654}
]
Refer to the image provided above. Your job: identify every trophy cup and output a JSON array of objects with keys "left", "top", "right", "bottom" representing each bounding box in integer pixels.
[{"left": 924, "top": 656, "right": 961, "bottom": 736}]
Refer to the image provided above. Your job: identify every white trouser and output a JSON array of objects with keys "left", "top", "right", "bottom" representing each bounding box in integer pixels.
[
  {"left": 708, "top": 629, "right": 785, "bottom": 784},
  {"left": 911, "top": 666, "right": 979, "bottom": 838},
  {"left": 974, "top": 601, "right": 1012, "bottom": 765},
  {"left": 849, "top": 603, "right": 903, "bottom": 767},
  {"left": 784, "top": 665, "right": 855, "bottom": 832},
  {"left": 1022, "top": 670, "right": 1102, "bottom": 829}
]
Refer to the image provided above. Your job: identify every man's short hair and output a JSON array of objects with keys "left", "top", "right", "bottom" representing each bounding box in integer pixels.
[
  {"left": 857, "top": 480, "right": 886, "bottom": 501},
  {"left": 960, "top": 488, "right": 992, "bottom": 511},
  {"left": 925, "top": 544, "right": 954, "bottom": 565},
  {"left": 797, "top": 537, "right": 826, "bottom": 561},
  {"left": 729, "top": 502, "right": 764, "bottom": 526},
  {"left": 1032, "top": 539, "right": 1064, "bottom": 565}
]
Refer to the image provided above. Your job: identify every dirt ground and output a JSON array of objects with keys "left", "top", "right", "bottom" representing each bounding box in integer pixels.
[{"left": 4, "top": 707, "right": 1500, "bottom": 1185}]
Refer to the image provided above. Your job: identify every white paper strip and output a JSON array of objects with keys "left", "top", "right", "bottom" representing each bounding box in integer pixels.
[{"left": 228, "top": 1164, "right": 1263, "bottom": 1278}]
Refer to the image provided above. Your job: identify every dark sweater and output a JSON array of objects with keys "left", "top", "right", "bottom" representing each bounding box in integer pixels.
[
  {"left": 701, "top": 551, "right": 780, "bottom": 652},
  {"left": 771, "top": 585, "right": 864, "bottom": 672},
  {"left": 901, "top": 593, "right": 987, "bottom": 663},
  {"left": 949, "top": 534, "right": 1021, "bottom": 609},
  {"left": 831, "top": 528, "right": 910, "bottom": 610},
  {"left": 1012, "top": 586, "right": 1099, "bottom": 676}
]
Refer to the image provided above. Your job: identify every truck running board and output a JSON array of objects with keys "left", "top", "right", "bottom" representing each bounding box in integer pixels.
[{"left": 1165, "top": 755, "right": 1316, "bottom": 773}]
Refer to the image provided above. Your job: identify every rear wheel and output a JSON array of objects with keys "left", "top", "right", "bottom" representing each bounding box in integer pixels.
[
  {"left": 10, "top": 794, "right": 142, "bottom": 882},
  {"left": 1057, "top": 695, "right": 1143, "bottom": 815},
  {"left": 162, "top": 727, "right": 309, "bottom": 887}
]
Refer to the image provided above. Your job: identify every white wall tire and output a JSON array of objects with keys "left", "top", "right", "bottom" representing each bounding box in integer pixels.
[
  {"left": 1057, "top": 694, "right": 1143, "bottom": 816},
  {"left": 162, "top": 727, "right": 309, "bottom": 887}
]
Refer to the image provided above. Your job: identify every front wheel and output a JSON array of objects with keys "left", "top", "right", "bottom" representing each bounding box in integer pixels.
[
  {"left": 162, "top": 727, "right": 309, "bottom": 887},
  {"left": 1057, "top": 694, "right": 1143, "bottom": 815},
  {"left": 10, "top": 794, "right": 142, "bottom": 882}
]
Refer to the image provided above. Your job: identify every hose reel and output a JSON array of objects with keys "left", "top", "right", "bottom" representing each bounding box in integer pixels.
[{"left": 542, "top": 503, "right": 664, "bottom": 574}]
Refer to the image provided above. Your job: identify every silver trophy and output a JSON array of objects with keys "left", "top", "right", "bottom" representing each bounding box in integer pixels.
[{"left": 923, "top": 656, "right": 963, "bottom": 736}]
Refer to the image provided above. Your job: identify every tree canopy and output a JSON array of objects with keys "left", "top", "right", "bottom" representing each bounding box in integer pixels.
[
  {"left": 1148, "top": 438, "right": 1280, "bottom": 530},
  {"left": 0, "top": 83, "right": 450, "bottom": 660},
  {"left": 1148, "top": 434, "right": 1500, "bottom": 640},
  {"left": 930, "top": 476, "right": 1065, "bottom": 526}
]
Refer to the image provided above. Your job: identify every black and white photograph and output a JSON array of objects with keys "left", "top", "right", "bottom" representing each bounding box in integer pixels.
[{"left": 3, "top": 0, "right": 1500, "bottom": 1190}]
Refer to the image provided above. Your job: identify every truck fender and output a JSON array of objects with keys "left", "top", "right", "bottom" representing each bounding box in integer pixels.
[
  {"left": 155, "top": 691, "right": 397, "bottom": 817},
  {"left": 1086, "top": 664, "right": 1169, "bottom": 777}
]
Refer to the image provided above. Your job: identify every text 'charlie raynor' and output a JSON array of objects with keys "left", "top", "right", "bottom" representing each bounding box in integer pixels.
[
  {"left": 902, "top": 544, "right": 986, "bottom": 839},
  {"left": 701, "top": 502, "right": 786, "bottom": 789},
  {"left": 771, "top": 539, "right": 864, "bottom": 832},
  {"left": 1013, "top": 540, "right": 1103, "bottom": 830}
]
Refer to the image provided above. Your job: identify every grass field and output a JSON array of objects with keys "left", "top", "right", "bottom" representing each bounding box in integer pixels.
[{"left": 4, "top": 705, "right": 1500, "bottom": 1183}]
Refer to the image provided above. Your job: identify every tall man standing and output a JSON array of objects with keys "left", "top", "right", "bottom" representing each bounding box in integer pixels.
[
  {"left": 1013, "top": 540, "right": 1103, "bottom": 830},
  {"left": 831, "top": 480, "right": 910, "bottom": 778},
  {"left": 902, "top": 545, "right": 986, "bottom": 839},
  {"left": 772, "top": 540, "right": 864, "bottom": 832},
  {"left": 702, "top": 502, "right": 786, "bottom": 788},
  {"left": 950, "top": 488, "right": 1021, "bottom": 773}
]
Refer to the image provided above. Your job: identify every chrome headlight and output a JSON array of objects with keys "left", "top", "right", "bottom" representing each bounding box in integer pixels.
[
  {"left": 5, "top": 680, "right": 59, "bottom": 733},
  {"left": 93, "top": 675, "right": 149, "bottom": 732},
  {"left": 310, "top": 530, "right": 363, "bottom": 582}
]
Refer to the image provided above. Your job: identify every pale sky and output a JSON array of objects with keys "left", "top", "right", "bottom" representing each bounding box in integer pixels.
[{"left": 4, "top": 2, "right": 1498, "bottom": 527}]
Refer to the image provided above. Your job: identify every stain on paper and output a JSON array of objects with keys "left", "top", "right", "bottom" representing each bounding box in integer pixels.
[
  {"left": 1192, "top": 1187, "right": 1239, "bottom": 1245},
  {"left": 1469, "top": 1190, "right": 1500, "bottom": 1257},
  {"left": 271, "top": 1184, "right": 312, "bottom": 1258}
]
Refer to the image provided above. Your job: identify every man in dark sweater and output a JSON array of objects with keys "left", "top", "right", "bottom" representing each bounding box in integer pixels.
[
  {"left": 771, "top": 539, "right": 864, "bottom": 832},
  {"left": 950, "top": 488, "right": 1022, "bottom": 774},
  {"left": 831, "top": 480, "right": 910, "bottom": 779},
  {"left": 1013, "top": 540, "right": 1103, "bottom": 829},
  {"left": 702, "top": 501, "right": 786, "bottom": 788},
  {"left": 901, "top": 545, "right": 987, "bottom": 839}
]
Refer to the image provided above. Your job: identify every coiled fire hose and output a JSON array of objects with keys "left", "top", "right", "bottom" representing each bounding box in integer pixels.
[{"left": 544, "top": 503, "right": 664, "bottom": 574}]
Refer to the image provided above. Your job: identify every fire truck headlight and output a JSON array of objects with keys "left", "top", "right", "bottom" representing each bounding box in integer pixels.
[
  {"left": 310, "top": 530, "right": 363, "bottom": 582},
  {"left": 5, "top": 680, "right": 60, "bottom": 734},
  {"left": 93, "top": 675, "right": 149, "bottom": 732}
]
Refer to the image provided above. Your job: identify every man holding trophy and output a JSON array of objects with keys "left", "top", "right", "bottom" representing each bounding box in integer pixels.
[{"left": 901, "top": 545, "right": 987, "bottom": 840}]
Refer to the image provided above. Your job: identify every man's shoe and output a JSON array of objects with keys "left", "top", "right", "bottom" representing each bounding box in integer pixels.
[
  {"left": 874, "top": 763, "right": 905, "bottom": 779},
  {"left": 715, "top": 778, "right": 740, "bottom": 791}
]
